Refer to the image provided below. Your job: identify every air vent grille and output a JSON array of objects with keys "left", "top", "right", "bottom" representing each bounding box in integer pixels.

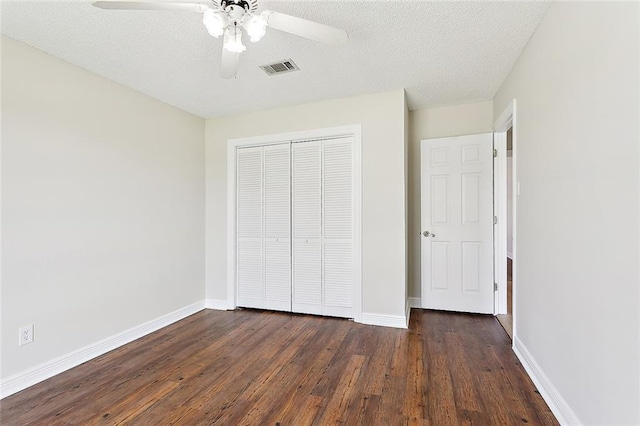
[{"left": 260, "top": 59, "right": 300, "bottom": 76}]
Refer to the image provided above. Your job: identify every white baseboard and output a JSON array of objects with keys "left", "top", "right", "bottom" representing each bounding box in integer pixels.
[
  {"left": 513, "top": 336, "right": 581, "bottom": 425},
  {"left": 409, "top": 297, "right": 422, "bottom": 308},
  {"left": 360, "top": 312, "right": 408, "bottom": 329},
  {"left": 206, "top": 299, "right": 235, "bottom": 310},
  {"left": 0, "top": 300, "right": 205, "bottom": 399}
]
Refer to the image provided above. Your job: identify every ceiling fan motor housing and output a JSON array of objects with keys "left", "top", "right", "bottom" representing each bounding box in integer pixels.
[{"left": 217, "top": 0, "right": 258, "bottom": 13}]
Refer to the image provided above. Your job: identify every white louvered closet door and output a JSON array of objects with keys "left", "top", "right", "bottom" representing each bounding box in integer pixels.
[
  {"left": 291, "top": 141, "right": 323, "bottom": 315},
  {"left": 236, "top": 144, "right": 291, "bottom": 311},
  {"left": 236, "top": 146, "right": 264, "bottom": 309},
  {"left": 263, "top": 144, "right": 291, "bottom": 311},
  {"left": 291, "top": 137, "right": 355, "bottom": 318},
  {"left": 322, "top": 137, "right": 354, "bottom": 318}
]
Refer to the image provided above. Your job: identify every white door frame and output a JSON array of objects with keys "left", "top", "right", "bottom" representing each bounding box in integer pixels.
[
  {"left": 226, "top": 124, "right": 363, "bottom": 323},
  {"left": 493, "top": 130, "right": 507, "bottom": 314},
  {"left": 493, "top": 100, "right": 517, "bottom": 336}
]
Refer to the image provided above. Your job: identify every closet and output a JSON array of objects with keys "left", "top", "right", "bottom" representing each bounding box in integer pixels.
[{"left": 235, "top": 136, "right": 355, "bottom": 319}]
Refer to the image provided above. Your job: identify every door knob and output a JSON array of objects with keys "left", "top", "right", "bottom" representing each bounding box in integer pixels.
[{"left": 423, "top": 230, "right": 436, "bottom": 238}]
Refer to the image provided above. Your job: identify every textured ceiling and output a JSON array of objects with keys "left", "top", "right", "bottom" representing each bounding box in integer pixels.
[{"left": 1, "top": 0, "right": 551, "bottom": 118}]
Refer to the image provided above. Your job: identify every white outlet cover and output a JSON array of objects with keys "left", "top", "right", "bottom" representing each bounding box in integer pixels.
[{"left": 19, "top": 325, "right": 34, "bottom": 346}]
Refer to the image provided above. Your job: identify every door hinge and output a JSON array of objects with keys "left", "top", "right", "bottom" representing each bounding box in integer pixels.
[
  {"left": 493, "top": 148, "right": 497, "bottom": 158},
  {"left": 493, "top": 216, "right": 497, "bottom": 225},
  {"left": 494, "top": 282, "right": 498, "bottom": 291}
]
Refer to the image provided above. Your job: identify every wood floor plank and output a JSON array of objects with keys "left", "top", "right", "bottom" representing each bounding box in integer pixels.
[
  {"left": 445, "top": 332, "right": 483, "bottom": 412},
  {"left": 289, "top": 395, "right": 324, "bottom": 425},
  {"left": 0, "top": 309, "right": 559, "bottom": 426},
  {"left": 265, "top": 320, "right": 351, "bottom": 425},
  {"left": 356, "top": 393, "right": 383, "bottom": 425},
  {"left": 425, "top": 351, "right": 459, "bottom": 425},
  {"left": 404, "top": 323, "right": 427, "bottom": 423},
  {"left": 314, "top": 354, "right": 366, "bottom": 424},
  {"left": 362, "top": 328, "right": 396, "bottom": 395}
]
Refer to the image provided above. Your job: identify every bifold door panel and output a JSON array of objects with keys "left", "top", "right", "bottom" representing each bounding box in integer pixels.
[
  {"left": 236, "top": 147, "right": 265, "bottom": 309},
  {"left": 320, "top": 139, "right": 354, "bottom": 318},
  {"left": 291, "top": 141, "right": 323, "bottom": 314},
  {"left": 237, "top": 144, "right": 292, "bottom": 311},
  {"left": 263, "top": 144, "right": 292, "bottom": 311}
]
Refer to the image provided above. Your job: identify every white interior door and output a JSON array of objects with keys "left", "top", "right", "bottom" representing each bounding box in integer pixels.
[
  {"left": 263, "top": 144, "right": 292, "bottom": 311},
  {"left": 291, "top": 137, "right": 355, "bottom": 318},
  {"left": 237, "top": 144, "right": 291, "bottom": 311},
  {"left": 321, "top": 137, "right": 354, "bottom": 318},
  {"left": 420, "top": 133, "right": 494, "bottom": 314},
  {"left": 291, "top": 141, "right": 323, "bottom": 315},
  {"left": 236, "top": 146, "right": 264, "bottom": 309},
  {"left": 229, "top": 126, "right": 361, "bottom": 320}
]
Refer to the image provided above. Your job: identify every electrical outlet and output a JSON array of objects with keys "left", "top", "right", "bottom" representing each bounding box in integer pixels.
[{"left": 19, "top": 325, "right": 34, "bottom": 346}]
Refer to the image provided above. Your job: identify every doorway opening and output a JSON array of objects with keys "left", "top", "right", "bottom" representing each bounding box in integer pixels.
[{"left": 496, "top": 127, "right": 513, "bottom": 338}]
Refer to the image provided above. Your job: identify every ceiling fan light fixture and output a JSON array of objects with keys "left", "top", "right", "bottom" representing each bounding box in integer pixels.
[
  {"left": 243, "top": 13, "right": 267, "bottom": 42},
  {"left": 202, "top": 9, "right": 227, "bottom": 38},
  {"left": 223, "top": 25, "right": 246, "bottom": 53},
  {"left": 92, "top": 0, "right": 349, "bottom": 79}
]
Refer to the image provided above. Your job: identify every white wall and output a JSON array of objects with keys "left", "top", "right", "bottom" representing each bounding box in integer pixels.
[
  {"left": 407, "top": 102, "right": 494, "bottom": 298},
  {"left": 206, "top": 90, "right": 407, "bottom": 318},
  {"left": 1, "top": 37, "right": 206, "bottom": 379},
  {"left": 493, "top": 2, "right": 639, "bottom": 424}
]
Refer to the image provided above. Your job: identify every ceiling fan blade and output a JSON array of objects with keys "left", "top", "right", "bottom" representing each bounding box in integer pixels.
[
  {"left": 262, "top": 10, "right": 348, "bottom": 46},
  {"left": 221, "top": 47, "right": 239, "bottom": 79},
  {"left": 92, "top": 1, "right": 208, "bottom": 12}
]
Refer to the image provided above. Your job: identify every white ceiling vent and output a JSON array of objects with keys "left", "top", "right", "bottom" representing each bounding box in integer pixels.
[{"left": 260, "top": 59, "right": 299, "bottom": 76}]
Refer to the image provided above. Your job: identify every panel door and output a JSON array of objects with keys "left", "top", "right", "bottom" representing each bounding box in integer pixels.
[
  {"left": 291, "top": 141, "right": 322, "bottom": 315},
  {"left": 420, "top": 134, "right": 494, "bottom": 314}
]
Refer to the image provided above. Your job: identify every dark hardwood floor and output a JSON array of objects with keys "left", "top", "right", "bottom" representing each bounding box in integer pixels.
[{"left": 0, "top": 309, "right": 557, "bottom": 425}]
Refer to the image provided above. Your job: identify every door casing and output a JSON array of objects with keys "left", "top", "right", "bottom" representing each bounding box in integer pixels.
[{"left": 494, "top": 100, "right": 517, "bottom": 336}]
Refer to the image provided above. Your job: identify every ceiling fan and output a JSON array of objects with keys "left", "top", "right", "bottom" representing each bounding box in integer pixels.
[{"left": 92, "top": 0, "right": 348, "bottom": 79}]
